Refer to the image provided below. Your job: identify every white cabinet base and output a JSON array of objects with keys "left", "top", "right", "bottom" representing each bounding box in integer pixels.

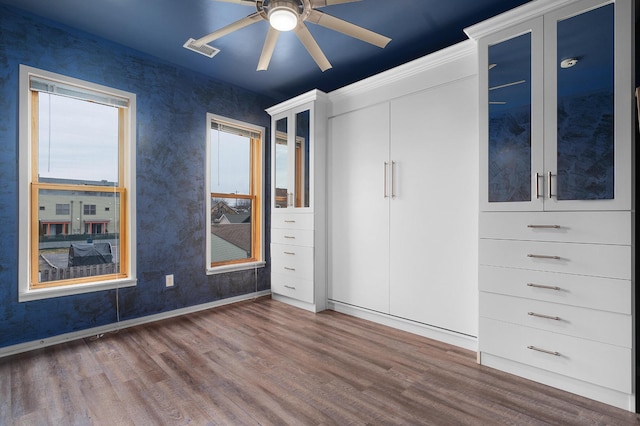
[
  {"left": 273, "top": 293, "right": 323, "bottom": 313},
  {"left": 328, "top": 300, "right": 477, "bottom": 351},
  {"left": 479, "top": 352, "right": 635, "bottom": 411}
]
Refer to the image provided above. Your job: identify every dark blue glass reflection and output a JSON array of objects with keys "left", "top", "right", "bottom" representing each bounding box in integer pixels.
[
  {"left": 556, "top": 4, "right": 614, "bottom": 200},
  {"left": 488, "top": 33, "right": 532, "bottom": 202}
]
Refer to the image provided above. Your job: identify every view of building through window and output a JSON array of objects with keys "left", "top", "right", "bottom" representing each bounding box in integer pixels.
[
  {"left": 30, "top": 79, "right": 128, "bottom": 287},
  {"left": 208, "top": 117, "right": 262, "bottom": 268}
]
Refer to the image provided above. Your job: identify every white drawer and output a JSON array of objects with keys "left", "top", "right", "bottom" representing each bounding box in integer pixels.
[
  {"left": 479, "top": 239, "right": 631, "bottom": 280},
  {"left": 479, "top": 293, "right": 631, "bottom": 347},
  {"left": 271, "top": 246, "right": 314, "bottom": 280},
  {"left": 271, "top": 228, "right": 314, "bottom": 247},
  {"left": 479, "top": 265, "right": 631, "bottom": 314},
  {"left": 271, "top": 273, "right": 314, "bottom": 304},
  {"left": 272, "top": 212, "right": 314, "bottom": 230},
  {"left": 480, "top": 211, "right": 631, "bottom": 245},
  {"left": 479, "top": 317, "right": 631, "bottom": 393}
]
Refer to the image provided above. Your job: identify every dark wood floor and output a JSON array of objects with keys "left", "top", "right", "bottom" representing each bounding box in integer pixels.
[{"left": 2, "top": 297, "right": 639, "bottom": 425}]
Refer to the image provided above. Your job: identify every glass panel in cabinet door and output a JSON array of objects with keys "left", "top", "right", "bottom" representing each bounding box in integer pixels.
[
  {"left": 556, "top": 4, "right": 614, "bottom": 200},
  {"left": 295, "top": 109, "right": 310, "bottom": 208},
  {"left": 487, "top": 32, "right": 532, "bottom": 203},
  {"left": 274, "top": 117, "right": 288, "bottom": 208}
]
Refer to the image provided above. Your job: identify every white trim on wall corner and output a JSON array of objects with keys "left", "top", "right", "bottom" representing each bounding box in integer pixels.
[{"left": 0, "top": 290, "right": 272, "bottom": 359}]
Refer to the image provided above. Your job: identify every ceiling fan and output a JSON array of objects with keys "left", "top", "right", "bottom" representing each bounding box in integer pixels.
[{"left": 184, "top": 0, "right": 391, "bottom": 72}]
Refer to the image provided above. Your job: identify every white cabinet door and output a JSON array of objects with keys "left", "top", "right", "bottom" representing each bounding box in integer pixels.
[
  {"left": 328, "top": 103, "right": 390, "bottom": 313},
  {"left": 388, "top": 77, "right": 478, "bottom": 336}
]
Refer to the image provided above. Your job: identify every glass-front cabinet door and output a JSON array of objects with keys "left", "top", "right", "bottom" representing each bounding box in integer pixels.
[
  {"left": 480, "top": 0, "right": 631, "bottom": 212},
  {"left": 480, "top": 18, "right": 544, "bottom": 211},
  {"left": 271, "top": 104, "right": 312, "bottom": 210}
]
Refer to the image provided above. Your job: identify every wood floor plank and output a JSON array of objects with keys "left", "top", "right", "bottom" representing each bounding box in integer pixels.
[{"left": 2, "top": 297, "right": 640, "bottom": 425}]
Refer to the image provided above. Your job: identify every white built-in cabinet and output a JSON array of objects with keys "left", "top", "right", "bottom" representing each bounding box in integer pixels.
[
  {"left": 267, "top": 90, "right": 328, "bottom": 313},
  {"left": 327, "top": 46, "right": 479, "bottom": 348},
  {"left": 466, "top": 0, "right": 635, "bottom": 411}
]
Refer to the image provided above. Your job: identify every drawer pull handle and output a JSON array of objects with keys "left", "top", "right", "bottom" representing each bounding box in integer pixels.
[
  {"left": 528, "top": 312, "right": 561, "bottom": 321},
  {"left": 284, "top": 285, "right": 296, "bottom": 290},
  {"left": 284, "top": 251, "right": 296, "bottom": 255},
  {"left": 284, "top": 220, "right": 296, "bottom": 223},
  {"left": 527, "top": 345, "right": 560, "bottom": 356},
  {"left": 527, "top": 283, "right": 561, "bottom": 291},
  {"left": 284, "top": 235, "right": 295, "bottom": 239},
  {"left": 527, "top": 254, "right": 561, "bottom": 260},
  {"left": 527, "top": 224, "right": 561, "bottom": 229},
  {"left": 284, "top": 267, "right": 296, "bottom": 271}
]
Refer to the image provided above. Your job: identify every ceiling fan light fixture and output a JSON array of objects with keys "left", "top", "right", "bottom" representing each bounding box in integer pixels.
[{"left": 268, "top": 2, "right": 298, "bottom": 32}]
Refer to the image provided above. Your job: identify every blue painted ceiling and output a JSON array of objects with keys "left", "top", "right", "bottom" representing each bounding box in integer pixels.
[{"left": 1, "top": 0, "right": 532, "bottom": 101}]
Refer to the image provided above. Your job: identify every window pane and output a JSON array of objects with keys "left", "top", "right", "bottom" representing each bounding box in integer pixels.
[
  {"left": 210, "top": 196, "right": 252, "bottom": 264},
  {"left": 38, "top": 188, "right": 120, "bottom": 284},
  {"left": 210, "top": 128, "right": 250, "bottom": 195},
  {"left": 38, "top": 93, "right": 119, "bottom": 183}
]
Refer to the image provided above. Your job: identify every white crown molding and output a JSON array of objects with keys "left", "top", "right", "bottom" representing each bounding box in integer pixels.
[
  {"left": 266, "top": 88, "right": 328, "bottom": 116},
  {"left": 464, "top": 0, "right": 582, "bottom": 40},
  {"left": 328, "top": 39, "right": 476, "bottom": 103}
]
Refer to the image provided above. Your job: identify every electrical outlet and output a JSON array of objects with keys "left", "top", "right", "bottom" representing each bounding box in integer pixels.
[{"left": 165, "top": 274, "right": 174, "bottom": 287}]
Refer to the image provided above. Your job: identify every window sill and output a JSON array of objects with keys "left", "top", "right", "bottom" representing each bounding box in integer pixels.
[
  {"left": 206, "top": 261, "right": 266, "bottom": 276},
  {"left": 19, "top": 278, "right": 137, "bottom": 302}
]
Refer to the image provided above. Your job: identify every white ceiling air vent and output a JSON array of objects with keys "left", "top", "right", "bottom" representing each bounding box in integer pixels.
[{"left": 183, "top": 38, "right": 220, "bottom": 58}]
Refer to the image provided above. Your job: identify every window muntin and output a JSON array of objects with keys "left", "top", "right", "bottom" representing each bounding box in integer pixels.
[
  {"left": 206, "top": 115, "right": 263, "bottom": 272},
  {"left": 19, "top": 65, "right": 136, "bottom": 300}
]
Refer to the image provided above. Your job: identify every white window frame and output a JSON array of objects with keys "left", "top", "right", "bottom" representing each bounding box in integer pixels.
[
  {"left": 18, "top": 65, "right": 137, "bottom": 301},
  {"left": 205, "top": 113, "right": 265, "bottom": 275}
]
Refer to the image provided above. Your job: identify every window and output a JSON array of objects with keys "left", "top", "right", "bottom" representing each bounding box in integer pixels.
[
  {"left": 56, "top": 204, "right": 70, "bottom": 215},
  {"left": 84, "top": 204, "right": 97, "bottom": 215},
  {"left": 19, "top": 65, "right": 137, "bottom": 301},
  {"left": 206, "top": 114, "right": 264, "bottom": 273}
]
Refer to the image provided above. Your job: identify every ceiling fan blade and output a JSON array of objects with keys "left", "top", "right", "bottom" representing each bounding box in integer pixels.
[
  {"left": 257, "top": 27, "right": 280, "bottom": 71},
  {"left": 294, "top": 23, "right": 332, "bottom": 72},
  {"left": 310, "top": 0, "right": 361, "bottom": 7},
  {"left": 192, "top": 12, "right": 263, "bottom": 46},
  {"left": 307, "top": 9, "right": 390, "bottom": 48}
]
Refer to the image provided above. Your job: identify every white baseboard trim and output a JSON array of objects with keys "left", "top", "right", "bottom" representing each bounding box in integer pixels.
[
  {"left": 328, "top": 300, "right": 478, "bottom": 352},
  {"left": 0, "top": 290, "right": 271, "bottom": 358}
]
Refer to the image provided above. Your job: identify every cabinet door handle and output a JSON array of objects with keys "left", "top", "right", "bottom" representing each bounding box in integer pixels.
[
  {"left": 284, "top": 267, "right": 296, "bottom": 271},
  {"left": 390, "top": 161, "right": 396, "bottom": 198},
  {"left": 547, "top": 171, "right": 554, "bottom": 199},
  {"left": 528, "top": 312, "right": 561, "bottom": 321},
  {"left": 527, "top": 254, "right": 561, "bottom": 260},
  {"left": 527, "top": 224, "right": 561, "bottom": 229},
  {"left": 527, "top": 283, "right": 561, "bottom": 291},
  {"left": 284, "top": 285, "right": 296, "bottom": 290},
  {"left": 527, "top": 345, "right": 560, "bottom": 356},
  {"left": 383, "top": 162, "right": 389, "bottom": 198},
  {"left": 535, "top": 172, "right": 541, "bottom": 199}
]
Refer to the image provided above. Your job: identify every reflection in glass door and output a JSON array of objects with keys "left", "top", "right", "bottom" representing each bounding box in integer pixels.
[
  {"left": 555, "top": 3, "right": 614, "bottom": 200},
  {"left": 487, "top": 32, "right": 532, "bottom": 203}
]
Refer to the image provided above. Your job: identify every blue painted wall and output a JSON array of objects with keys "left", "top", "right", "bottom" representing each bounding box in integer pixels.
[{"left": 0, "top": 5, "right": 274, "bottom": 349}]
